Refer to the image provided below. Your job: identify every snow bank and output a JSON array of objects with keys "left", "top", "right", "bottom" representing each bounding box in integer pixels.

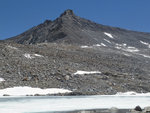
[
  {"left": 104, "top": 32, "right": 114, "bottom": 39},
  {"left": 0, "top": 78, "right": 5, "bottom": 82},
  {"left": 74, "top": 71, "right": 101, "bottom": 75},
  {"left": 116, "top": 91, "right": 150, "bottom": 96},
  {"left": 0, "top": 86, "right": 72, "bottom": 96}
]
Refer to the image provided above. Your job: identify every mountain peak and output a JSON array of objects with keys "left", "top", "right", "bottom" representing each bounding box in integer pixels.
[
  {"left": 7, "top": 9, "right": 150, "bottom": 46},
  {"left": 60, "top": 9, "right": 75, "bottom": 17}
]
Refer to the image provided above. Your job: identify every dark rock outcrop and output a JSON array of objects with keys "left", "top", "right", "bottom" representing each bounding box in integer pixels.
[{"left": 134, "top": 106, "right": 142, "bottom": 111}]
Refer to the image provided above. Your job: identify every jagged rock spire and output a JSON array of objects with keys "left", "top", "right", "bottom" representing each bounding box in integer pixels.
[{"left": 60, "top": 9, "right": 75, "bottom": 17}]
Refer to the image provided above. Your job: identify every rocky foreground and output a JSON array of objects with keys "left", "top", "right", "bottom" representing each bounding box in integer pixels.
[{"left": 62, "top": 106, "right": 150, "bottom": 113}]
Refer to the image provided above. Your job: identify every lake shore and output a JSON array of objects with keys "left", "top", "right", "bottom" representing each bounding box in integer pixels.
[
  {"left": 63, "top": 109, "right": 129, "bottom": 113},
  {"left": 62, "top": 107, "right": 150, "bottom": 113}
]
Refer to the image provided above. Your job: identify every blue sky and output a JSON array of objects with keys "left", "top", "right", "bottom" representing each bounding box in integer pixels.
[{"left": 0, "top": 0, "right": 150, "bottom": 40}]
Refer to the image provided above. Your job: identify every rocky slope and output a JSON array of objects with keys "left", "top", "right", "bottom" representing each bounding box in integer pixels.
[
  {"left": 0, "top": 41, "right": 150, "bottom": 94},
  {"left": 1, "top": 9, "right": 150, "bottom": 95}
]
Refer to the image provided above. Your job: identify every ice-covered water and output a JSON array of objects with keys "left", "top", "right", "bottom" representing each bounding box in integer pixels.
[{"left": 0, "top": 95, "right": 150, "bottom": 113}]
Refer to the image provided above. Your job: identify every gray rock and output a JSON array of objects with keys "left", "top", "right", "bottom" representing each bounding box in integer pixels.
[
  {"left": 65, "top": 75, "right": 70, "bottom": 80},
  {"left": 109, "top": 107, "right": 119, "bottom": 113},
  {"left": 143, "top": 106, "right": 150, "bottom": 113}
]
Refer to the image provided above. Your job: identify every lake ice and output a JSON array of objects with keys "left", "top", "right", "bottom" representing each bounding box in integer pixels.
[{"left": 0, "top": 95, "right": 150, "bottom": 113}]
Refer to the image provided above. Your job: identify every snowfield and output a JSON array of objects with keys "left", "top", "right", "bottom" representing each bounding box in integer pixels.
[{"left": 0, "top": 86, "right": 72, "bottom": 96}]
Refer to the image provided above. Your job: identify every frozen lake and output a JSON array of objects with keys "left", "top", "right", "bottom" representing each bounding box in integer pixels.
[{"left": 0, "top": 95, "right": 150, "bottom": 113}]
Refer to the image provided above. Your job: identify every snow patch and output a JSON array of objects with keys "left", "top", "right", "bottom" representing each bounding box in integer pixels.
[
  {"left": 125, "top": 46, "right": 139, "bottom": 52},
  {"left": 0, "top": 78, "right": 5, "bottom": 82},
  {"left": 93, "top": 43, "right": 107, "bottom": 47},
  {"left": 7, "top": 45, "right": 18, "bottom": 50},
  {"left": 116, "top": 43, "right": 126, "bottom": 47},
  {"left": 101, "top": 43, "right": 106, "bottom": 47},
  {"left": 80, "top": 46, "right": 92, "bottom": 48},
  {"left": 24, "top": 53, "right": 35, "bottom": 59},
  {"left": 81, "top": 43, "right": 107, "bottom": 48},
  {"left": 0, "top": 86, "right": 72, "bottom": 96},
  {"left": 115, "top": 46, "right": 121, "bottom": 49},
  {"left": 104, "top": 32, "right": 114, "bottom": 39},
  {"left": 104, "top": 39, "right": 111, "bottom": 43},
  {"left": 139, "top": 54, "right": 150, "bottom": 58},
  {"left": 123, "top": 53, "right": 131, "bottom": 57},
  {"left": 140, "top": 41, "right": 150, "bottom": 48},
  {"left": 93, "top": 44, "right": 101, "bottom": 47},
  {"left": 116, "top": 91, "right": 150, "bottom": 96},
  {"left": 24, "top": 53, "right": 44, "bottom": 59},
  {"left": 123, "top": 43, "right": 127, "bottom": 46},
  {"left": 74, "top": 71, "right": 101, "bottom": 75},
  {"left": 34, "top": 54, "right": 44, "bottom": 57},
  {"left": 140, "top": 41, "right": 149, "bottom": 45},
  {"left": 115, "top": 43, "right": 139, "bottom": 52}
]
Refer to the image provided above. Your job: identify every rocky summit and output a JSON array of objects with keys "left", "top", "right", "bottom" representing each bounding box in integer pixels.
[{"left": 1, "top": 9, "right": 150, "bottom": 95}]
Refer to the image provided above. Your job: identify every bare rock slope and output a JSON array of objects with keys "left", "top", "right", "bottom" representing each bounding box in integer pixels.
[{"left": 1, "top": 9, "right": 150, "bottom": 95}]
